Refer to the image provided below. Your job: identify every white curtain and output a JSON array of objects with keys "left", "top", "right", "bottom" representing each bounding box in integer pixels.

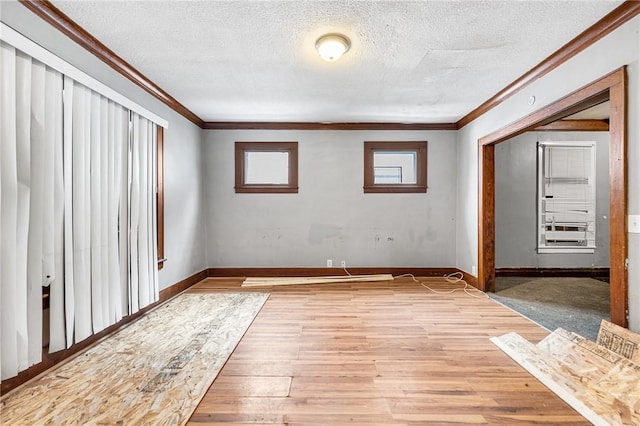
[
  {"left": 1, "top": 43, "right": 63, "bottom": 378},
  {"left": 1, "top": 42, "right": 160, "bottom": 380},
  {"left": 130, "top": 113, "right": 159, "bottom": 313},
  {"left": 64, "top": 78, "right": 133, "bottom": 343}
]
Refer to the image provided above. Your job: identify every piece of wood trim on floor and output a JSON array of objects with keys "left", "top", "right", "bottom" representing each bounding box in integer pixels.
[
  {"left": 242, "top": 274, "right": 394, "bottom": 287},
  {"left": 597, "top": 319, "right": 640, "bottom": 363},
  {"left": 495, "top": 267, "right": 609, "bottom": 280},
  {"left": 491, "top": 332, "right": 609, "bottom": 426},
  {"left": 1, "top": 268, "right": 208, "bottom": 396}
]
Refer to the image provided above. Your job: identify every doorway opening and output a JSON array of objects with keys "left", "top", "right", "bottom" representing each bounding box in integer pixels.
[{"left": 478, "top": 67, "right": 628, "bottom": 327}]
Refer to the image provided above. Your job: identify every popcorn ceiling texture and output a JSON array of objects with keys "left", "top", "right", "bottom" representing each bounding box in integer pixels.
[{"left": 51, "top": 0, "right": 622, "bottom": 123}]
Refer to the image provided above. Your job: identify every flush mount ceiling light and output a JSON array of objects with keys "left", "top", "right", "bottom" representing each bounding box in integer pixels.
[{"left": 315, "top": 33, "right": 351, "bottom": 62}]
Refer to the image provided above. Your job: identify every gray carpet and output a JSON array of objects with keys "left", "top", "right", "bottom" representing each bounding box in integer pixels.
[{"left": 490, "top": 277, "right": 609, "bottom": 341}]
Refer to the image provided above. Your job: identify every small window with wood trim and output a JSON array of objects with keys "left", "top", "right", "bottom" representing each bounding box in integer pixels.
[
  {"left": 363, "top": 141, "right": 428, "bottom": 193},
  {"left": 235, "top": 142, "right": 299, "bottom": 193}
]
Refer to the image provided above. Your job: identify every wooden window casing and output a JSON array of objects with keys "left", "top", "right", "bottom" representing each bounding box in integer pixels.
[
  {"left": 235, "top": 142, "right": 299, "bottom": 193},
  {"left": 363, "top": 141, "right": 428, "bottom": 193}
]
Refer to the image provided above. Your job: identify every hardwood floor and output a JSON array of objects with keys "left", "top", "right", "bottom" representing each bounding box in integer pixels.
[{"left": 186, "top": 277, "right": 588, "bottom": 425}]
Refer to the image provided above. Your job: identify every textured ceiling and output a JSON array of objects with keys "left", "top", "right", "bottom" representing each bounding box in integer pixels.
[{"left": 51, "top": 0, "right": 623, "bottom": 123}]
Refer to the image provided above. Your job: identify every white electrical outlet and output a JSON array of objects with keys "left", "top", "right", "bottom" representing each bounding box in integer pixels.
[
  {"left": 341, "top": 260, "right": 346, "bottom": 268},
  {"left": 471, "top": 265, "right": 476, "bottom": 275},
  {"left": 326, "top": 259, "right": 333, "bottom": 267},
  {"left": 630, "top": 215, "right": 640, "bottom": 234}
]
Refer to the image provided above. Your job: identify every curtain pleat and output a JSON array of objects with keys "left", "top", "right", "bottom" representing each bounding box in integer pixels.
[
  {"left": 26, "top": 57, "right": 45, "bottom": 363},
  {"left": 1, "top": 42, "right": 20, "bottom": 380},
  {"left": 47, "top": 69, "right": 65, "bottom": 353},
  {"left": 15, "top": 51, "right": 32, "bottom": 373},
  {"left": 118, "top": 110, "right": 130, "bottom": 318},
  {"left": 129, "top": 115, "right": 140, "bottom": 313},
  {"left": 62, "top": 75, "right": 76, "bottom": 349},
  {"left": 99, "top": 97, "right": 110, "bottom": 328},
  {"left": 72, "top": 84, "right": 93, "bottom": 342},
  {"left": 109, "top": 103, "right": 127, "bottom": 324},
  {"left": 137, "top": 118, "right": 150, "bottom": 308},
  {"left": 90, "top": 92, "right": 104, "bottom": 332},
  {"left": 1, "top": 42, "right": 160, "bottom": 379}
]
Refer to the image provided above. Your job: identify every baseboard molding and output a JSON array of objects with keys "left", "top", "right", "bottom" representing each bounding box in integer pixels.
[
  {"left": 207, "top": 267, "right": 461, "bottom": 278},
  {"left": 459, "top": 270, "right": 478, "bottom": 287},
  {"left": 495, "top": 267, "right": 610, "bottom": 280},
  {"left": 159, "top": 269, "right": 209, "bottom": 300},
  {"left": 207, "top": 267, "right": 482, "bottom": 289},
  {"left": 1, "top": 268, "right": 208, "bottom": 396}
]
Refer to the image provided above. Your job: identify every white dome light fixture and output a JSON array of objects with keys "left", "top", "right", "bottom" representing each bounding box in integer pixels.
[{"left": 315, "top": 33, "right": 351, "bottom": 62}]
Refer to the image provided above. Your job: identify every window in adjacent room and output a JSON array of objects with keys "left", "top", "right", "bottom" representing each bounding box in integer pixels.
[
  {"left": 363, "top": 141, "right": 427, "bottom": 193},
  {"left": 235, "top": 142, "right": 299, "bottom": 193},
  {"left": 537, "top": 141, "right": 596, "bottom": 253}
]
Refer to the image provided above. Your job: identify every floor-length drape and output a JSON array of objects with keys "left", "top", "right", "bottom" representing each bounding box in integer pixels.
[
  {"left": 130, "top": 113, "right": 159, "bottom": 313},
  {"left": 66, "top": 80, "right": 131, "bottom": 343},
  {"left": 45, "top": 71, "right": 65, "bottom": 353},
  {"left": 1, "top": 40, "right": 160, "bottom": 380},
  {"left": 1, "top": 41, "right": 22, "bottom": 380},
  {"left": 1, "top": 43, "right": 63, "bottom": 379}
]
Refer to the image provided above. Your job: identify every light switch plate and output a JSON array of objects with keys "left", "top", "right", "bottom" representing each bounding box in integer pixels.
[{"left": 630, "top": 215, "right": 640, "bottom": 233}]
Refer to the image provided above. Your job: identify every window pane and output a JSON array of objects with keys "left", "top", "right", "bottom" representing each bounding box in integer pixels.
[
  {"left": 374, "top": 167, "right": 402, "bottom": 183},
  {"left": 373, "top": 152, "right": 416, "bottom": 184},
  {"left": 245, "top": 151, "right": 289, "bottom": 184}
]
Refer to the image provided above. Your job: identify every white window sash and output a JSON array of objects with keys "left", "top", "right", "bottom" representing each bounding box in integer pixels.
[{"left": 537, "top": 141, "right": 596, "bottom": 254}]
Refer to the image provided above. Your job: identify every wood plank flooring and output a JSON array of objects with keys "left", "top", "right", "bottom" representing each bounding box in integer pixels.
[{"left": 186, "top": 277, "right": 589, "bottom": 425}]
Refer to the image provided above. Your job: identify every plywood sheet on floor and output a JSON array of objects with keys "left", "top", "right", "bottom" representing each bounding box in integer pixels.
[
  {"left": 492, "top": 329, "right": 640, "bottom": 426},
  {"left": 1, "top": 292, "right": 268, "bottom": 425},
  {"left": 597, "top": 319, "right": 640, "bottom": 363}
]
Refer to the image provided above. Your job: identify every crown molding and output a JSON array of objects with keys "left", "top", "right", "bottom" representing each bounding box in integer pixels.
[
  {"left": 19, "top": 0, "right": 204, "bottom": 128},
  {"left": 457, "top": 0, "right": 640, "bottom": 129},
  {"left": 203, "top": 121, "right": 458, "bottom": 131},
  {"left": 20, "top": 0, "right": 639, "bottom": 132}
]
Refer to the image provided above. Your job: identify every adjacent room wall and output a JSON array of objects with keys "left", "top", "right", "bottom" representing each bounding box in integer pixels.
[
  {"left": 0, "top": 1, "right": 206, "bottom": 290},
  {"left": 456, "top": 17, "right": 640, "bottom": 330},
  {"left": 495, "top": 131, "right": 610, "bottom": 268},
  {"left": 203, "top": 130, "right": 457, "bottom": 268}
]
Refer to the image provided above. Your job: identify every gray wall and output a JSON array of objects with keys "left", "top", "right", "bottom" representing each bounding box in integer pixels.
[
  {"left": 203, "top": 130, "right": 457, "bottom": 268},
  {"left": 456, "top": 16, "right": 640, "bottom": 331},
  {"left": 4, "top": 1, "right": 640, "bottom": 330},
  {"left": 1, "top": 1, "right": 207, "bottom": 290},
  {"left": 495, "top": 132, "right": 609, "bottom": 268}
]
